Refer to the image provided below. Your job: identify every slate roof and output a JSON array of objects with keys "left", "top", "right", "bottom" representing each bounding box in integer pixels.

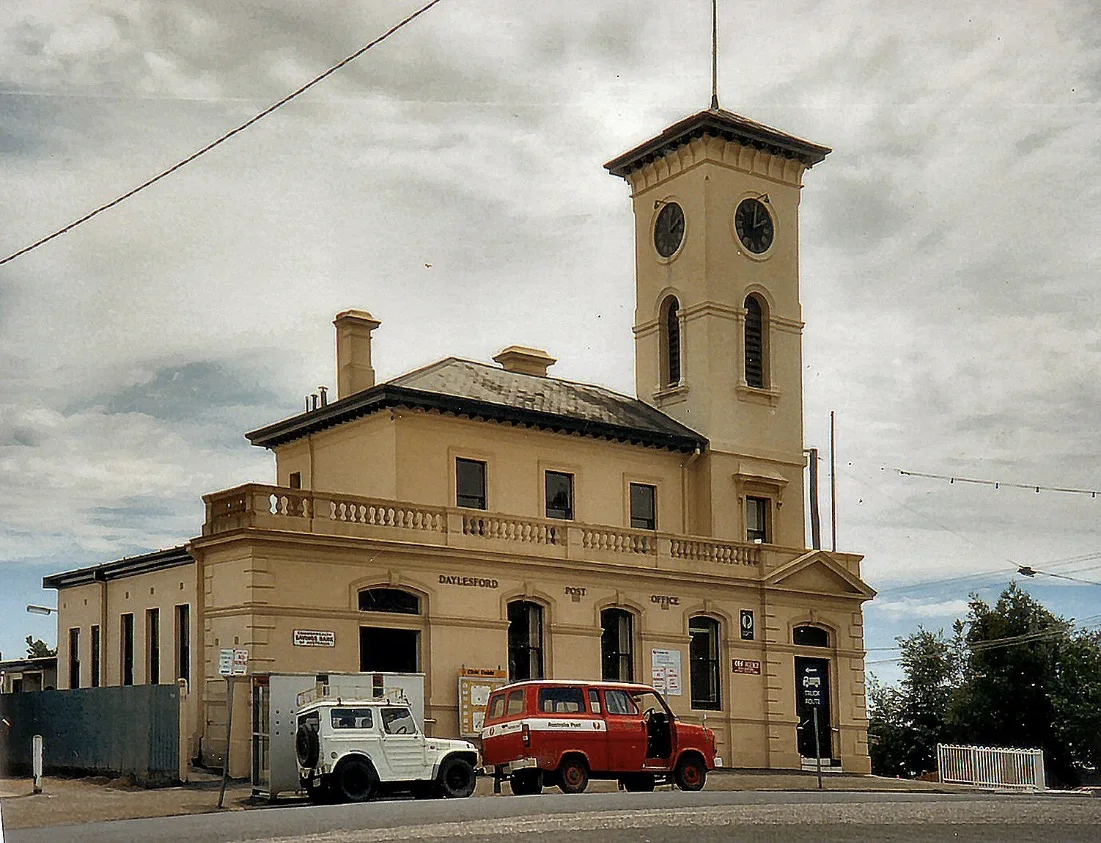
[
  {"left": 605, "top": 107, "right": 831, "bottom": 178},
  {"left": 246, "top": 357, "right": 708, "bottom": 453}
]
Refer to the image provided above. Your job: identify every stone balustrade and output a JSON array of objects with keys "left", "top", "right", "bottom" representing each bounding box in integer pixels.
[{"left": 202, "top": 484, "right": 771, "bottom": 576}]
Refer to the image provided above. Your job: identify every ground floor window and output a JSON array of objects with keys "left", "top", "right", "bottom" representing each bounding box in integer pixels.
[
  {"left": 507, "top": 600, "right": 544, "bottom": 681},
  {"left": 147, "top": 608, "right": 160, "bottom": 685},
  {"left": 600, "top": 608, "right": 634, "bottom": 681},
  {"left": 360, "top": 627, "right": 419, "bottom": 673},
  {"left": 68, "top": 627, "right": 80, "bottom": 689},
  {"left": 90, "top": 624, "right": 101, "bottom": 687},
  {"left": 121, "top": 613, "right": 134, "bottom": 686},
  {"left": 689, "top": 616, "right": 721, "bottom": 710},
  {"left": 175, "top": 605, "right": 190, "bottom": 683}
]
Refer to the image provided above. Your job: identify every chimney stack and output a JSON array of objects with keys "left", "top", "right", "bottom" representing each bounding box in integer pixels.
[
  {"left": 334, "top": 310, "right": 382, "bottom": 399},
  {"left": 493, "top": 346, "right": 556, "bottom": 377}
]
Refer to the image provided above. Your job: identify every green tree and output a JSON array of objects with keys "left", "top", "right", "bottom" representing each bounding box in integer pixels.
[
  {"left": 24, "top": 635, "right": 56, "bottom": 658},
  {"left": 868, "top": 627, "right": 955, "bottom": 777},
  {"left": 947, "top": 582, "right": 1099, "bottom": 786}
]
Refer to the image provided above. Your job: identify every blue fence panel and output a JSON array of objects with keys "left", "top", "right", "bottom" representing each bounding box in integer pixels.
[{"left": 0, "top": 685, "right": 180, "bottom": 785}]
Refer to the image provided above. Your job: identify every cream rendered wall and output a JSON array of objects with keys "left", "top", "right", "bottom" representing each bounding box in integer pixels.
[
  {"left": 275, "top": 412, "right": 397, "bottom": 498},
  {"left": 627, "top": 139, "right": 812, "bottom": 549},
  {"left": 391, "top": 411, "right": 691, "bottom": 529},
  {"left": 55, "top": 566, "right": 196, "bottom": 690},
  {"left": 192, "top": 520, "right": 870, "bottom": 773}
]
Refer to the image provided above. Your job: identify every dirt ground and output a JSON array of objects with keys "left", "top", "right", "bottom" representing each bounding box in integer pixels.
[{"left": 0, "top": 769, "right": 969, "bottom": 831}]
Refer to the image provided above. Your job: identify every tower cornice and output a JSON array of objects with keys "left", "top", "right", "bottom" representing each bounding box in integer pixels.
[{"left": 605, "top": 108, "right": 831, "bottom": 182}]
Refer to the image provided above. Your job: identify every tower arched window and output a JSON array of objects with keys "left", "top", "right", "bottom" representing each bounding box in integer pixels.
[
  {"left": 661, "top": 296, "right": 681, "bottom": 387},
  {"left": 744, "top": 295, "right": 767, "bottom": 389}
]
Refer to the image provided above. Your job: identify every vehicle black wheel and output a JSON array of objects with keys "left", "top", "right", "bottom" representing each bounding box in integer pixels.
[
  {"left": 437, "top": 756, "right": 477, "bottom": 798},
  {"left": 674, "top": 755, "right": 707, "bottom": 792},
  {"left": 510, "top": 770, "right": 542, "bottom": 796},
  {"left": 295, "top": 724, "right": 320, "bottom": 769},
  {"left": 336, "top": 757, "right": 377, "bottom": 803},
  {"left": 621, "top": 773, "right": 655, "bottom": 792},
  {"left": 557, "top": 757, "right": 589, "bottom": 794}
]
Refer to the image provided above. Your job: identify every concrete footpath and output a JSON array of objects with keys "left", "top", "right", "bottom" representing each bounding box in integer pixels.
[{"left": 0, "top": 770, "right": 975, "bottom": 831}]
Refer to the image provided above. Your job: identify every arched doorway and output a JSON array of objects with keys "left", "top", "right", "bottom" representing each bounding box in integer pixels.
[
  {"left": 358, "top": 587, "right": 423, "bottom": 674},
  {"left": 793, "top": 624, "right": 833, "bottom": 762}
]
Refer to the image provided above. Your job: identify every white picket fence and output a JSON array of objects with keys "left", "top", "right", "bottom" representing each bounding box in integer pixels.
[{"left": 937, "top": 743, "right": 1046, "bottom": 791}]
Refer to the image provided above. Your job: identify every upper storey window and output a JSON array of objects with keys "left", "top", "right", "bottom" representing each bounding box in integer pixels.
[
  {"left": 661, "top": 296, "right": 681, "bottom": 388},
  {"left": 456, "top": 458, "right": 487, "bottom": 509},
  {"left": 744, "top": 295, "right": 767, "bottom": 389},
  {"left": 545, "top": 471, "right": 574, "bottom": 520}
]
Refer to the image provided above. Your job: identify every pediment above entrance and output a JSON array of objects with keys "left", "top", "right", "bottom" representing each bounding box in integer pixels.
[{"left": 764, "top": 550, "right": 875, "bottom": 600}]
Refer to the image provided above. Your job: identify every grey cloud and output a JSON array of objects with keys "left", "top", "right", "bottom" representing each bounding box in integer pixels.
[{"left": 83, "top": 359, "right": 280, "bottom": 424}]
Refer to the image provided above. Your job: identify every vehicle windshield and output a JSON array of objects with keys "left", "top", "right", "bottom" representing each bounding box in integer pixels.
[
  {"left": 630, "top": 690, "right": 672, "bottom": 719},
  {"left": 381, "top": 706, "right": 418, "bottom": 735}
]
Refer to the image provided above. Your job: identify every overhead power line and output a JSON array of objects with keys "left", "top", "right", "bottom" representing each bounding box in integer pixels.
[
  {"left": 0, "top": 0, "right": 448, "bottom": 268},
  {"left": 866, "top": 620, "right": 1101, "bottom": 666},
  {"left": 893, "top": 467, "right": 1101, "bottom": 499}
]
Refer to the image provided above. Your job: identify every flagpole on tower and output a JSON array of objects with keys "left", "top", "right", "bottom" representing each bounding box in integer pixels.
[{"left": 711, "top": 0, "right": 719, "bottom": 109}]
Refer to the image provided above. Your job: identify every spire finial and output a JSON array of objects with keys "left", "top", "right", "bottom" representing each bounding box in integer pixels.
[{"left": 710, "top": 0, "right": 719, "bottom": 110}]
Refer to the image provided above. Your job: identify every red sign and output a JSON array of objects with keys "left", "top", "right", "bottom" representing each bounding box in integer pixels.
[{"left": 732, "top": 659, "right": 762, "bottom": 675}]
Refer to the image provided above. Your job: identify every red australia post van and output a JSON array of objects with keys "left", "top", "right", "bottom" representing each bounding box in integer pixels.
[{"left": 480, "top": 680, "right": 719, "bottom": 794}]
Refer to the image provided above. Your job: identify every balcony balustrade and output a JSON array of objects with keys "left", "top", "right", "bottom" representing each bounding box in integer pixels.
[{"left": 201, "top": 483, "right": 784, "bottom": 577}]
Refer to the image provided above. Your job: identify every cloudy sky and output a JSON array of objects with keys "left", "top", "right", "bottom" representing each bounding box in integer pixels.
[{"left": 2, "top": 0, "right": 1100, "bottom": 678}]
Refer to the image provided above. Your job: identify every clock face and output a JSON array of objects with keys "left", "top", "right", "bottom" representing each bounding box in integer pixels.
[
  {"left": 653, "top": 202, "right": 685, "bottom": 258},
  {"left": 734, "top": 198, "right": 774, "bottom": 254}
]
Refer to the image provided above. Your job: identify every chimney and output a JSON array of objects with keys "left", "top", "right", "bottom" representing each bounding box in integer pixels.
[
  {"left": 493, "top": 346, "right": 557, "bottom": 377},
  {"left": 334, "top": 310, "right": 382, "bottom": 399}
]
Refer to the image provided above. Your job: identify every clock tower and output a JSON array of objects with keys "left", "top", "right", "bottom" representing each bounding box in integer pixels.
[{"left": 605, "top": 109, "right": 830, "bottom": 545}]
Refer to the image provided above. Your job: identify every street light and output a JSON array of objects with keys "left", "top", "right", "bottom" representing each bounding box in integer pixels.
[{"left": 26, "top": 605, "right": 56, "bottom": 616}]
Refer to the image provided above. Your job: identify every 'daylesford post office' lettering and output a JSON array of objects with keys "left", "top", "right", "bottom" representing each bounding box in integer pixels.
[
  {"left": 650, "top": 594, "right": 680, "bottom": 610},
  {"left": 439, "top": 575, "right": 499, "bottom": 589}
]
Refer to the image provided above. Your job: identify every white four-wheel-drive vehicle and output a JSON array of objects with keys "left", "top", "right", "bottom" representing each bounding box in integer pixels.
[{"left": 295, "top": 696, "right": 478, "bottom": 803}]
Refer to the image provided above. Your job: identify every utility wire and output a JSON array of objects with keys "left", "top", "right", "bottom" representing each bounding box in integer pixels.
[
  {"left": 0, "top": 0, "right": 447, "bottom": 268},
  {"left": 893, "top": 467, "right": 1101, "bottom": 499},
  {"left": 865, "top": 617, "right": 1101, "bottom": 664}
]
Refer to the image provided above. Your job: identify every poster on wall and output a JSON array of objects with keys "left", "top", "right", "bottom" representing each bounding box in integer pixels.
[
  {"left": 457, "top": 668, "right": 509, "bottom": 737},
  {"left": 650, "top": 648, "right": 683, "bottom": 696}
]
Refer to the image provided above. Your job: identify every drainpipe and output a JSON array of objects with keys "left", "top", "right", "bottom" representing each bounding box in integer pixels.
[
  {"left": 681, "top": 446, "right": 702, "bottom": 534},
  {"left": 804, "top": 448, "right": 821, "bottom": 550}
]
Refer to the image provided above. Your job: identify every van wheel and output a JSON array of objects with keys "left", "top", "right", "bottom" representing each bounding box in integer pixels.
[
  {"left": 557, "top": 757, "right": 589, "bottom": 794},
  {"left": 510, "top": 770, "right": 542, "bottom": 796},
  {"left": 336, "top": 757, "right": 377, "bottom": 802},
  {"left": 437, "top": 757, "right": 477, "bottom": 798},
  {"left": 674, "top": 755, "right": 707, "bottom": 791},
  {"left": 621, "top": 773, "right": 655, "bottom": 792}
]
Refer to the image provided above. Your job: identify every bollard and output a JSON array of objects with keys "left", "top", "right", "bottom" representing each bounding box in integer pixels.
[{"left": 32, "top": 734, "right": 43, "bottom": 794}]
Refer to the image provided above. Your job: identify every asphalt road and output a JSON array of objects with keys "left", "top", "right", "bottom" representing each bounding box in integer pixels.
[{"left": 7, "top": 790, "right": 1101, "bottom": 843}]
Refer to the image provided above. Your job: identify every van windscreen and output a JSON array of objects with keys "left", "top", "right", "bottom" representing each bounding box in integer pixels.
[
  {"left": 488, "top": 693, "right": 505, "bottom": 721},
  {"left": 538, "top": 686, "right": 586, "bottom": 714}
]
